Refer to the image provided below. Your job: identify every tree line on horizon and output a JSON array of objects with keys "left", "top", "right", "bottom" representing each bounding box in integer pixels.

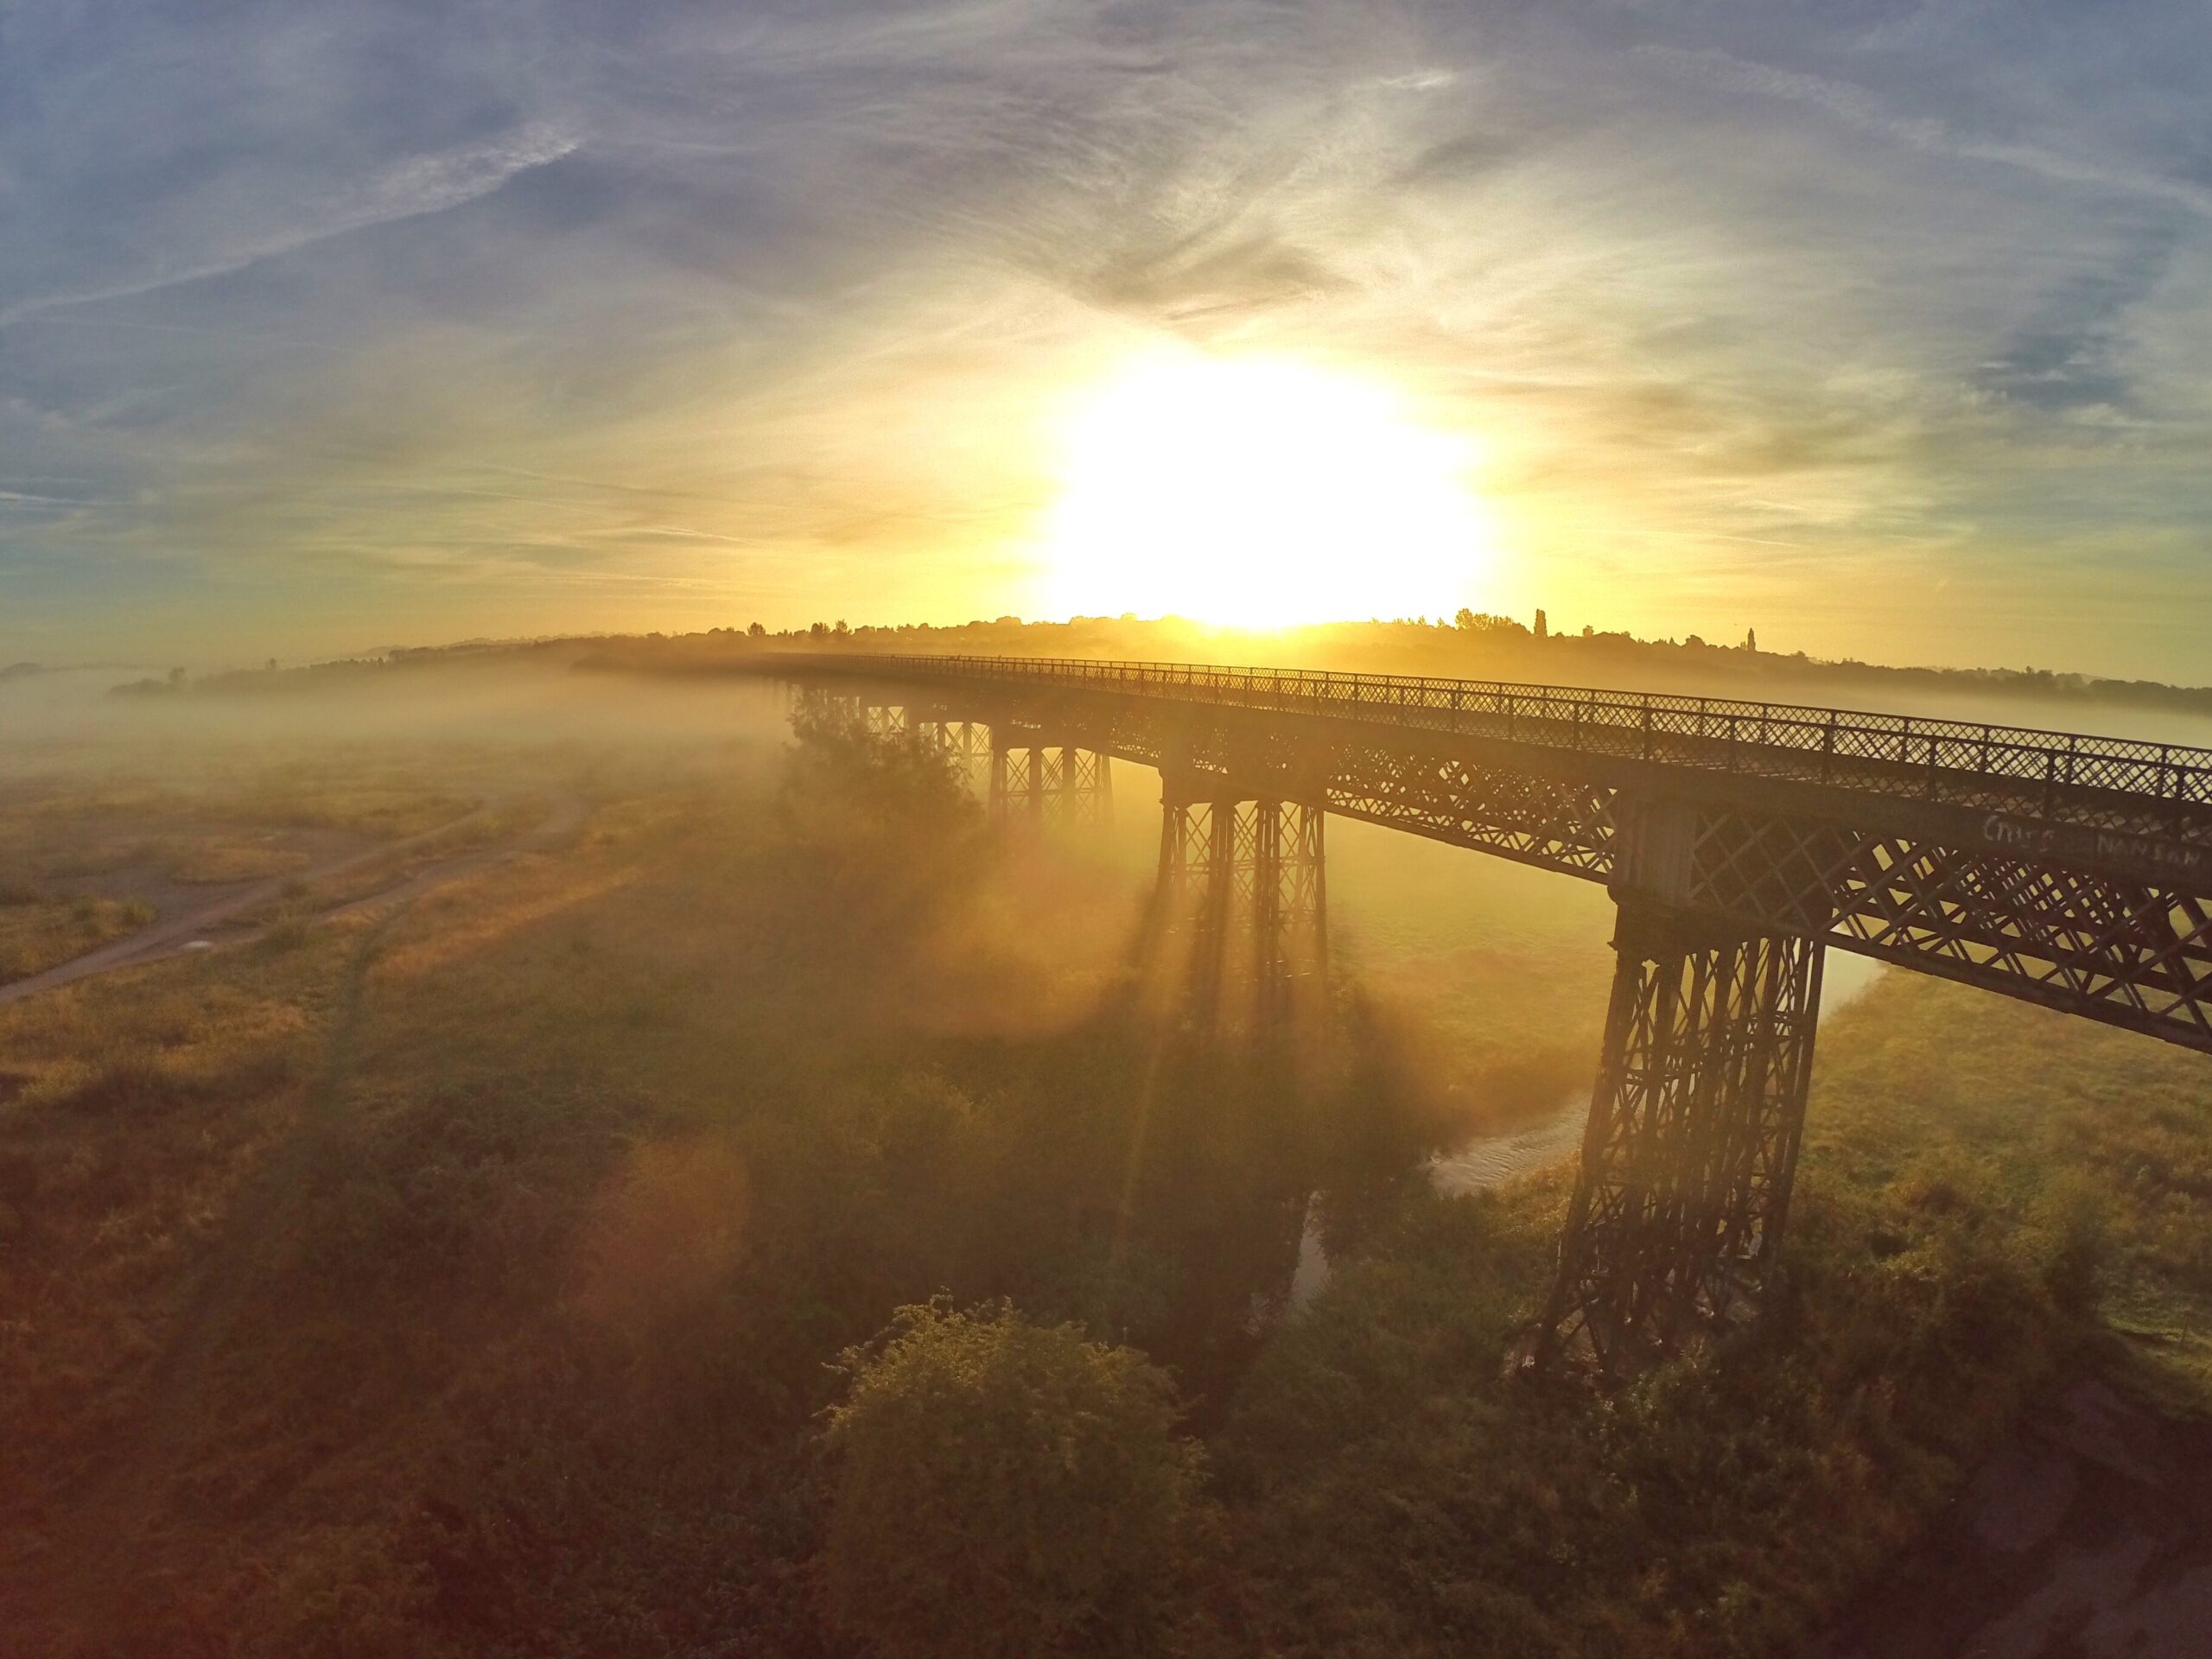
[{"left": 138, "top": 611, "right": 2212, "bottom": 728}]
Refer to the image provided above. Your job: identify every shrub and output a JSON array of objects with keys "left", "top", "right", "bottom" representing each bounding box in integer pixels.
[{"left": 821, "top": 1300, "right": 1212, "bottom": 1659}]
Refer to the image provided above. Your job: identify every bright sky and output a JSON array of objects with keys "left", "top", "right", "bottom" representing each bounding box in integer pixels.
[{"left": 3, "top": 3, "right": 2209, "bottom": 677}]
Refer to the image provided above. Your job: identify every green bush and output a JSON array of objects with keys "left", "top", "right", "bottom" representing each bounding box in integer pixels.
[{"left": 821, "top": 1300, "right": 1213, "bottom": 1658}]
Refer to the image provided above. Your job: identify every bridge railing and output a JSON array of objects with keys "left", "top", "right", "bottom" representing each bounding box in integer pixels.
[{"left": 800, "top": 653, "right": 2212, "bottom": 836}]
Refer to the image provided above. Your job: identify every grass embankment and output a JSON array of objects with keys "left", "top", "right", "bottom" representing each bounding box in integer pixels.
[
  {"left": 1211, "top": 971, "right": 2209, "bottom": 1658},
  {"left": 0, "top": 755, "right": 486, "bottom": 985},
  {"left": 162, "top": 836, "right": 314, "bottom": 884},
  {"left": 233, "top": 792, "right": 543, "bottom": 928},
  {"left": 0, "top": 893, "right": 156, "bottom": 981},
  {"left": 1, "top": 721, "right": 2207, "bottom": 1656},
  {"left": 22, "top": 758, "right": 471, "bottom": 843}
]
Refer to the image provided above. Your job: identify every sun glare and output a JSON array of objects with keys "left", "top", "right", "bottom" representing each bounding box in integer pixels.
[{"left": 1036, "top": 351, "right": 1496, "bottom": 628}]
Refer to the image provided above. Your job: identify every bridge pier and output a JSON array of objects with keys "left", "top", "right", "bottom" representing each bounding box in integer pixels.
[
  {"left": 1155, "top": 776, "right": 1327, "bottom": 1032},
  {"left": 944, "top": 719, "right": 988, "bottom": 795},
  {"left": 910, "top": 712, "right": 989, "bottom": 793},
  {"left": 1047, "top": 745, "right": 1114, "bottom": 830},
  {"left": 1534, "top": 901, "right": 1823, "bottom": 1376},
  {"left": 795, "top": 684, "right": 864, "bottom": 726},
  {"left": 988, "top": 730, "right": 1113, "bottom": 829}
]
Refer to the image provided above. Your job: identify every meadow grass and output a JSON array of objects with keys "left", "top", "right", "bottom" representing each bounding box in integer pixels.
[
  {"left": 0, "top": 895, "right": 156, "bottom": 981},
  {"left": 0, "top": 725, "right": 2206, "bottom": 1656}
]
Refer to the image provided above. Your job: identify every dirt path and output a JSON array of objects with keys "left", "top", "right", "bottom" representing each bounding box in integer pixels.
[
  {"left": 22, "top": 911, "right": 404, "bottom": 1630},
  {"left": 0, "top": 790, "right": 588, "bottom": 1006},
  {"left": 321, "top": 785, "right": 588, "bottom": 921},
  {"left": 11, "top": 790, "right": 591, "bottom": 1637}
]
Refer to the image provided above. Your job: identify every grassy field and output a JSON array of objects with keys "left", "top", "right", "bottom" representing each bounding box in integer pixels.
[
  {"left": 0, "top": 894, "right": 156, "bottom": 981},
  {"left": 2, "top": 700, "right": 2207, "bottom": 1656},
  {"left": 1206, "top": 971, "right": 2164, "bottom": 1658},
  {"left": 0, "top": 746, "right": 489, "bottom": 995}
]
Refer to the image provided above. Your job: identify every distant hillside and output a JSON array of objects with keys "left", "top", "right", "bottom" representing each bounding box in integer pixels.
[
  {"left": 172, "top": 615, "right": 2212, "bottom": 735},
  {"left": 582, "top": 616, "right": 2212, "bottom": 733}
]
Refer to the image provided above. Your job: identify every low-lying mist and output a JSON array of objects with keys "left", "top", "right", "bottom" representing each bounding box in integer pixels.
[
  {"left": 12, "top": 644, "right": 2209, "bottom": 1659},
  {"left": 1, "top": 657, "right": 796, "bottom": 776}
]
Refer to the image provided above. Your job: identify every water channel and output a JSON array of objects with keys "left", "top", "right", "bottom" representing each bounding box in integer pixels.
[{"left": 1288, "top": 948, "right": 1890, "bottom": 1313}]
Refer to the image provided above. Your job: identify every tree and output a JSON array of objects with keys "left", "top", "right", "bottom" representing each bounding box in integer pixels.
[
  {"left": 747, "top": 621, "right": 766, "bottom": 638},
  {"left": 821, "top": 1301, "right": 1211, "bottom": 1659}
]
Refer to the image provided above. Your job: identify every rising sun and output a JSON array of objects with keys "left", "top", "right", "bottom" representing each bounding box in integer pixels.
[{"left": 1035, "top": 350, "right": 1497, "bottom": 628}]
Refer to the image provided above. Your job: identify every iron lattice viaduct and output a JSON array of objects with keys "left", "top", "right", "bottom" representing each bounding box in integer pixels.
[{"left": 761, "top": 653, "right": 2212, "bottom": 1378}]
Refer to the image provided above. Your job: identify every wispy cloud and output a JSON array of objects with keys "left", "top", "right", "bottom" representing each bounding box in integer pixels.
[
  {"left": 1639, "top": 45, "right": 2212, "bottom": 224},
  {"left": 0, "top": 124, "right": 579, "bottom": 327},
  {"left": 1, "top": 1, "right": 2209, "bottom": 676}
]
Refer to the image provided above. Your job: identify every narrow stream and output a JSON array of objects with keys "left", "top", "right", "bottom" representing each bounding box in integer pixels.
[{"left": 1289, "top": 950, "right": 1889, "bottom": 1313}]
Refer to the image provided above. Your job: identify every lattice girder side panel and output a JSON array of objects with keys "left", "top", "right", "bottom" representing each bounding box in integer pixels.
[
  {"left": 779, "top": 653, "right": 2212, "bottom": 858},
  {"left": 1322, "top": 739, "right": 1619, "bottom": 880},
  {"left": 1535, "top": 916, "right": 1822, "bottom": 1377},
  {"left": 1683, "top": 810, "right": 2212, "bottom": 1051},
  {"left": 917, "top": 682, "right": 2211, "bottom": 1044},
  {"left": 1024, "top": 701, "right": 1617, "bottom": 882},
  {"left": 931, "top": 698, "right": 1614, "bottom": 882}
]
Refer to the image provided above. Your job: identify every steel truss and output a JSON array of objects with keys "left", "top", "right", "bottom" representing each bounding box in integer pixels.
[
  {"left": 987, "top": 729, "right": 1114, "bottom": 829},
  {"left": 1536, "top": 911, "right": 1823, "bottom": 1375},
  {"left": 1321, "top": 737, "right": 1616, "bottom": 875},
  {"left": 1157, "top": 791, "right": 1327, "bottom": 1031},
  {"left": 1680, "top": 810, "right": 2212, "bottom": 1048},
  {"left": 925, "top": 688, "right": 2211, "bottom": 1053},
  {"left": 793, "top": 685, "right": 864, "bottom": 727},
  {"left": 913, "top": 717, "right": 991, "bottom": 795},
  {"left": 816, "top": 653, "right": 2212, "bottom": 851},
  {"left": 770, "top": 656, "right": 2212, "bottom": 1380}
]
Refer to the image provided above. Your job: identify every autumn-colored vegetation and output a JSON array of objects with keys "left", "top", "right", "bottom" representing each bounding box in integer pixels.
[
  {"left": 0, "top": 893, "right": 155, "bottom": 981},
  {"left": 3, "top": 690, "right": 2209, "bottom": 1657},
  {"left": 823, "top": 1300, "right": 1213, "bottom": 1658}
]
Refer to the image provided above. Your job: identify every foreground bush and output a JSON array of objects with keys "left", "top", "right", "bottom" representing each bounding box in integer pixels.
[{"left": 821, "top": 1300, "right": 1211, "bottom": 1659}]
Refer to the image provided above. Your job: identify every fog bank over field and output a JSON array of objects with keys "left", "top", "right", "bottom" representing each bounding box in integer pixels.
[{"left": 0, "top": 656, "right": 794, "bottom": 780}]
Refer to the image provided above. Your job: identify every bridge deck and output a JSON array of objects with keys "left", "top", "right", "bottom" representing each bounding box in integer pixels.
[{"left": 791, "top": 652, "right": 2212, "bottom": 845}]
